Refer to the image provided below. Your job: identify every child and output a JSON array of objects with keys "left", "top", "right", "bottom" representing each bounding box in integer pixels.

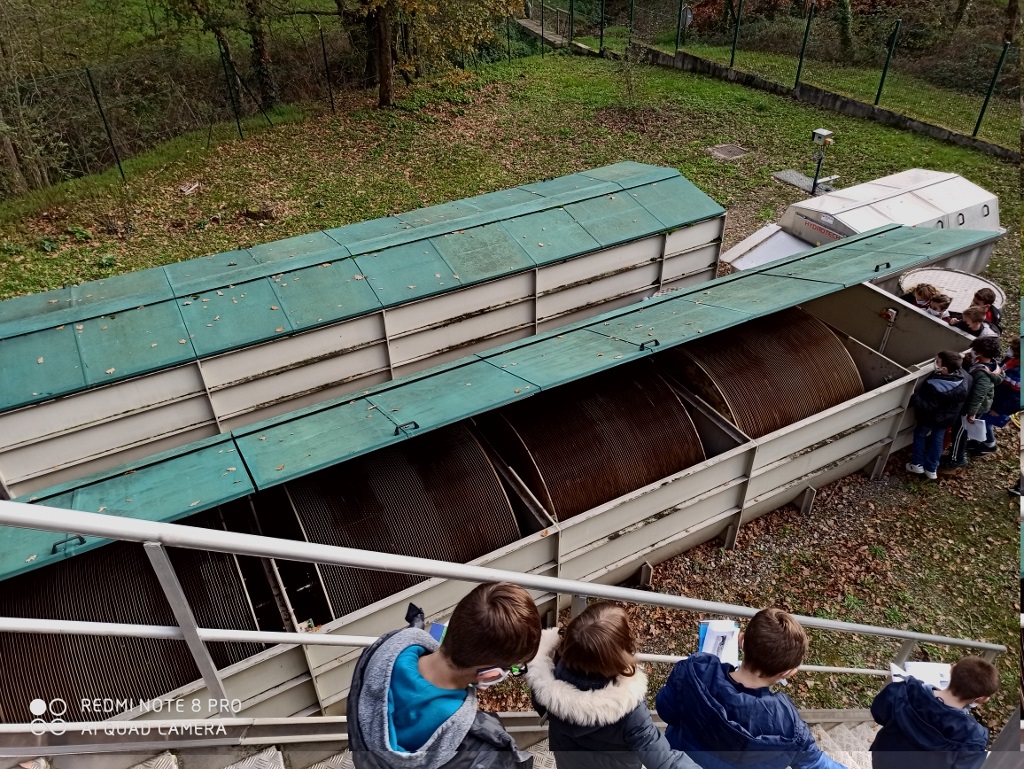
[
  {"left": 869, "top": 656, "right": 998, "bottom": 769},
  {"left": 968, "top": 336, "right": 1020, "bottom": 456},
  {"left": 899, "top": 284, "right": 939, "bottom": 310},
  {"left": 527, "top": 603, "right": 698, "bottom": 769},
  {"left": 656, "top": 608, "right": 847, "bottom": 769},
  {"left": 924, "top": 294, "right": 951, "bottom": 321},
  {"left": 950, "top": 306, "right": 998, "bottom": 339},
  {"left": 941, "top": 336, "right": 1004, "bottom": 472},
  {"left": 969, "top": 288, "right": 1001, "bottom": 333},
  {"left": 906, "top": 351, "right": 970, "bottom": 480},
  {"left": 347, "top": 582, "right": 541, "bottom": 769}
]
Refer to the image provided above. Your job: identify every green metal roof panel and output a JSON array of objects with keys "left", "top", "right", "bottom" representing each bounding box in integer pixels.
[
  {"left": 429, "top": 224, "right": 534, "bottom": 283},
  {"left": 499, "top": 208, "right": 603, "bottom": 267},
  {"left": 683, "top": 273, "right": 837, "bottom": 316},
  {"left": 481, "top": 329, "right": 649, "bottom": 389},
  {"left": 762, "top": 227, "right": 996, "bottom": 286},
  {"left": 627, "top": 176, "right": 726, "bottom": 230},
  {"left": 2, "top": 436, "right": 251, "bottom": 580},
  {"left": 589, "top": 297, "right": 751, "bottom": 348},
  {"left": 398, "top": 199, "right": 485, "bottom": 228},
  {"left": 0, "top": 287, "right": 74, "bottom": 339},
  {"left": 77, "top": 302, "right": 194, "bottom": 385},
  {"left": 235, "top": 397, "right": 403, "bottom": 488},
  {"left": 579, "top": 161, "right": 679, "bottom": 187},
  {"left": 465, "top": 187, "right": 541, "bottom": 212},
  {"left": 0, "top": 327, "right": 85, "bottom": 411},
  {"left": 272, "top": 261, "right": 383, "bottom": 329},
  {"left": 178, "top": 278, "right": 290, "bottom": 357},
  {"left": 324, "top": 217, "right": 414, "bottom": 255},
  {"left": 564, "top": 193, "right": 668, "bottom": 248},
  {"left": 354, "top": 240, "right": 463, "bottom": 304},
  {"left": 520, "top": 173, "right": 620, "bottom": 200},
  {"left": 70, "top": 265, "right": 174, "bottom": 312},
  {"left": 363, "top": 359, "right": 534, "bottom": 433},
  {"left": 163, "top": 249, "right": 262, "bottom": 295},
  {"left": 248, "top": 231, "right": 351, "bottom": 266}
]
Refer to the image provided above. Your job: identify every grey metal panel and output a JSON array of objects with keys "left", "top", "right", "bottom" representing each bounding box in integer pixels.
[
  {"left": 391, "top": 325, "right": 534, "bottom": 377},
  {"left": 208, "top": 344, "right": 391, "bottom": 423},
  {"left": 661, "top": 244, "right": 721, "bottom": 283},
  {"left": 537, "top": 264, "right": 661, "bottom": 320},
  {"left": 560, "top": 488, "right": 744, "bottom": 582},
  {"left": 387, "top": 303, "right": 535, "bottom": 367},
  {"left": 537, "top": 291, "right": 656, "bottom": 332},
  {"left": 658, "top": 270, "right": 719, "bottom": 292},
  {"left": 535, "top": 239, "right": 660, "bottom": 293},
  {"left": 384, "top": 274, "right": 534, "bottom": 337},
  {"left": 745, "top": 415, "right": 898, "bottom": 498},
  {"left": 664, "top": 218, "right": 725, "bottom": 256},
  {"left": 749, "top": 382, "right": 909, "bottom": 469},
  {"left": 200, "top": 315, "right": 386, "bottom": 391}
]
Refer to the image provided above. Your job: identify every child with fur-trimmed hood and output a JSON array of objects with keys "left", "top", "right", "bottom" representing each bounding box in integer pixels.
[{"left": 526, "top": 602, "right": 700, "bottom": 769}]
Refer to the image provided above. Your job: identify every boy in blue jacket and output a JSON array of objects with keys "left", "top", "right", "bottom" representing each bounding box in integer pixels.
[
  {"left": 870, "top": 656, "right": 997, "bottom": 769},
  {"left": 656, "top": 608, "right": 847, "bottom": 769}
]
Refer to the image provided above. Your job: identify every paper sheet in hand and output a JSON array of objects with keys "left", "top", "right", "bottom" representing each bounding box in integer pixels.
[
  {"left": 699, "top": 620, "right": 740, "bottom": 666},
  {"left": 889, "top": 661, "right": 952, "bottom": 690},
  {"left": 960, "top": 416, "right": 987, "bottom": 442}
]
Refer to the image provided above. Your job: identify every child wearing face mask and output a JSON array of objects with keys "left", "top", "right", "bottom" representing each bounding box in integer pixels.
[
  {"left": 899, "top": 283, "right": 939, "bottom": 310},
  {"left": 905, "top": 350, "right": 970, "bottom": 480},
  {"left": 869, "top": 656, "right": 998, "bottom": 769},
  {"left": 347, "top": 582, "right": 541, "bottom": 768},
  {"left": 527, "top": 602, "right": 699, "bottom": 769}
]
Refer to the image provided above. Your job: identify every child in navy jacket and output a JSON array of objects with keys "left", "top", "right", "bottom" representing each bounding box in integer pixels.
[
  {"left": 656, "top": 608, "right": 847, "bottom": 769},
  {"left": 870, "top": 656, "right": 997, "bottom": 769}
]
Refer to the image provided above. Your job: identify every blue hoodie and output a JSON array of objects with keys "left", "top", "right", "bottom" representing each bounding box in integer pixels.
[
  {"left": 655, "top": 653, "right": 846, "bottom": 769},
  {"left": 870, "top": 678, "right": 988, "bottom": 769}
]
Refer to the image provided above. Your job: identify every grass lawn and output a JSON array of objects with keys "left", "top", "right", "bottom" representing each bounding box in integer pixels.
[{"left": 0, "top": 53, "right": 1018, "bottom": 726}]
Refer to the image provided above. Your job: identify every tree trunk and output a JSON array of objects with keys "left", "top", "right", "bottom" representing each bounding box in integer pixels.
[
  {"left": 0, "top": 102, "right": 29, "bottom": 195},
  {"left": 364, "top": 10, "right": 378, "bottom": 86},
  {"left": 1004, "top": 0, "right": 1019, "bottom": 42},
  {"left": 245, "top": 0, "right": 278, "bottom": 109},
  {"left": 950, "top": 0, "right": 971, "bottom": 35},
  {"left": 376, "top": 1, "right": 395, "bottom": 107}
]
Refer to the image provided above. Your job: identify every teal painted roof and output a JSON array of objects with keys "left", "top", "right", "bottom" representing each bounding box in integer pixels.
[
  {"left": 0, "top": 163, "right": 723, "bottom": 412},
  {"left": 0, "top": 224, "right": 998, "bottom": 583}
]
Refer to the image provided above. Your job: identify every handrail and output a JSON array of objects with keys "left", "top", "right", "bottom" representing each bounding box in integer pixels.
[
  {"left": 0, "top": 501, "right": 1005, "bottom": 656},
  {"left": 0, "top": 617, "right": 890, "bottom": 677}
]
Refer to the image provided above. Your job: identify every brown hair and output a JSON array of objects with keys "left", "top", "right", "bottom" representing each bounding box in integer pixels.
[
  {"left": 961, "top": 306, "right": 986, "bottom": 324},
  {"left": 911, "top": 284, "right": 939, "bottom": 301},
  {"left": 970, "top": 336, "right": 1001, "bottom": 360},
  {"left": 948, "top": 656, "right": 999, "bottom": 700},
  {"left": 555, "top": 602, "right": 637, "bottom": 679},
  {"left": 441, "top": 582, "right": 541, "bottom": 670},
  {"left": 929, "top": 294, "right": 951, "bottom": 311},
  {"left": 1011, "top": 337, "right": 1020, "bottom": 357},
  {"left": 937, "top": 350, "right": 963, "bottom": 372},
  {"left": 742, "top": 608, "right": 809, "bottom": 677},
  {"left": 972, "top": 288, "right": 996, "bottom": 306}
]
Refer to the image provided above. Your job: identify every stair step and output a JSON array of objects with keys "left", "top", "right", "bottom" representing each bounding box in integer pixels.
[
  {"left": 222, "top": 749, "right": 284, "bottom": 769},
  {"left": 526, "top": 739, "right": 557, "bottom": 769},
  {"left": 307, "top": 754, "right": 353, "bottom": 769},
  {"left": 129, "top": 754, "right": 179, "bottom": 769},
  {"left": 15, "top": 761, "right": 50, "bottom": 769}
]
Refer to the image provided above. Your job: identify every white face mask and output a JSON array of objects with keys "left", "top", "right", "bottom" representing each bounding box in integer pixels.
[{"left": 473, "top": 665, "right": 527, "bottom": 688}]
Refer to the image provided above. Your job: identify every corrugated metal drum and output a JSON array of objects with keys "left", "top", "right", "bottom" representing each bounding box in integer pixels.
[
  {"left": 480, "top": 365, "right": 706, "bottom": 522},
  {"left": 655, "top": 308, "right": 864, "bottom": 438},
  {"left": 0, "top": 511, "right": 261, "bottom": 723},
  {"left": 283, "top": 423, "right": 520, "bottom": 619}
]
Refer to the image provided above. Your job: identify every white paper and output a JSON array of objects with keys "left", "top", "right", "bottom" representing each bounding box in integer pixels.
[
  {"left": 701, "top": 620, "right": 740, "bottom": 667},
  {"left": 889, "top": 661, "right": 952, "bottom": 690},
  {"left": 961, "top": 416, "right": 987, "bottom": 442}
]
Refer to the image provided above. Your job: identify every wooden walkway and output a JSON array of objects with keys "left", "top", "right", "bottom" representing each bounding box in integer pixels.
[{"left": 515, "top": 17, "right": 569, "bottom": 49}]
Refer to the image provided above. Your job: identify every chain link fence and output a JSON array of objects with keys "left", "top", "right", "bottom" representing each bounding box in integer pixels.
[{"left": 532, "top": 0, "right": 1019, "bottom": 150}]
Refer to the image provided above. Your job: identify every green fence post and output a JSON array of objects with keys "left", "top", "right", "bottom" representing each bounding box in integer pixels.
[
  {"left": 675, "top": 0, "right": 684, "bottom": 55},
  {"left": 541, "top": 0, "right": 545, "bottom": 58},
  {"left": 600, "top": 0, "right": 606, "bottom": 52},
  {"left": 507, "top": 16, "right": 512, "bottom": 62},
  {"left": 874, "top": 18, "right": 901, "bottom": 106},
  {"left": 84, "top": 68, "right": 126, "bottom": 183},
  {"left": 569, "top": 0, "right": 574, "bottom": 42},
  {"left": 973, "top": 41, "right": 1010, "bottom": 138},
  {"left": 794, "top": 1, "right": 815, "bottom": 88},
  {"left": 730, "top": 0, "right": 745, "bottom": 68}
]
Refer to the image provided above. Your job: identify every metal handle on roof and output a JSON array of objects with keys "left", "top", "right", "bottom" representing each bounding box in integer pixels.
[
  {"left": 873, "top": 262, "right": 891, "bottom": 272},
  {"left": 393, "top": 421, "right": 420, "bottom": 435},
  {"left": 51, "top": 534, "right": 86, "bottom": 554},
  {"left": 957, "top": 213, "right": 965, "bottom": 225},
  {"left": 640, "top": 339, "right": 660, "bottom": 350}
]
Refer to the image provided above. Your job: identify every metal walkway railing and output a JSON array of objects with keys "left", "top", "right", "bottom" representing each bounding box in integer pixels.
[{"left": 0, "top": 499, "right": 1006, "bottom": 741}]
